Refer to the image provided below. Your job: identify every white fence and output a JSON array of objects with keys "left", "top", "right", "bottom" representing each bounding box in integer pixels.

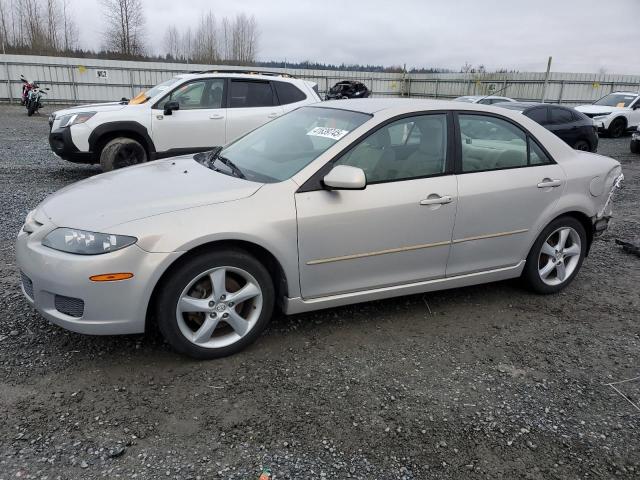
[{"left": 1, "top": 54, "right": 640, "bottom": 105}]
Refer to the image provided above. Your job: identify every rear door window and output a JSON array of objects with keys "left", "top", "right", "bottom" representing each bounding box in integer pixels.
[
  {"left": 524, "top": 107, "right": 548, "bottom": 125},
  {"left": 229, "top": 80, "right": 275, "bottom": 108},
  {"left": 550, "top": 108, "right": 574, "bottom": 124}
]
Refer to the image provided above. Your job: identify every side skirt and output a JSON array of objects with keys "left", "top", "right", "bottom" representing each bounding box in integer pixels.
[{"left": 282, "top": 261, "right": 526, "bottom": 315}]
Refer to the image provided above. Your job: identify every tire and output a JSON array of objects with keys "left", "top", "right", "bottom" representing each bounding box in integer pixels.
[
  {"left": 608, "top": 118, "right": 626, "bottom": 138},
  {"left": 155, "top": 249, "right": 275, "bottom": 359},
  {"left": 27, "top": 102, "right": 36, "bottom": 116},
  {"left": 522, "top": 216, "right": 587, "bottom": 294},
  {"left": 631, "top": 140, "right": 640, "bottom": 154},
  {"left": 99, "top": 137, "right": 147, "bottom": 171},
  {"left": 573, "top": 139, "right": 590, "bottom": 152}
]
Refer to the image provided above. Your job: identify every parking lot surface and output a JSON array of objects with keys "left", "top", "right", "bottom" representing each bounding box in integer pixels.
[{"left": 0, "top": 104, "right": 639, "bottom": 479}]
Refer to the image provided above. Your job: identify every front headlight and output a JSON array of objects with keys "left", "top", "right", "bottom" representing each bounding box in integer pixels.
[
  {"left": 57, "top": 111, "right": 96, "bottom": 128},
  {"left": 42, "top": 228, "right": 137, "bottom": 255},
  {"left": 593, "top": 114, "right": 611, "bottom": 120}
]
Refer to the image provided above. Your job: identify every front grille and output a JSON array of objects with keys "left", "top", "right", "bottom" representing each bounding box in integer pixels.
[
  {"left": 20, "top": 271, "right": 34, "bottom": 299},
  {"left": 54, "top": 295, "right": 84, "bottom": 318}
]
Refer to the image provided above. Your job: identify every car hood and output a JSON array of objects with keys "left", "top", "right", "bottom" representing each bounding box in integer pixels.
[
  {"left": 575, "top": 105, "right": 626, "bottom": 115},
  {"left": 53, "top": 102, "right": 128, "bottom": 116},
  {"left": 38, "top": 156, "right": 264, "bottom": 231}
]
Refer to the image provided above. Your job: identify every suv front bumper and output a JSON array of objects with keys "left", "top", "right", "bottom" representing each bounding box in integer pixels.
[{"left": 49, "top": 127, "right": 95, "bottom": 163}]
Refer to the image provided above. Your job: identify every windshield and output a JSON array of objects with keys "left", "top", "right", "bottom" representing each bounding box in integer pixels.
[
  {"left": 209, "top": 107, "right": 371, "bottom": 183},
  {"left": 129, "top": 77, "right": 182, "bottom": 104},
  {"left": 594, "top": 93, "right": 638, "bottom": 108}
]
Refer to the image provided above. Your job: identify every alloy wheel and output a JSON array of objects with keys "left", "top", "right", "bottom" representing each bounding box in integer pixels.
[
  {"left": 176, "top": 266, "right": 263, "bottom": 349},
  {"left": 537, "top": 227, "right": 582, "bottom": 286}
]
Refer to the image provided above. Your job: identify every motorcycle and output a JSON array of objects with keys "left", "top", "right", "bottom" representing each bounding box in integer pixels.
[
  {"left": 25, "top": 82, "right": 49, "bottom": 116},
  {"left": 20, "top": 75, "right": 34, "bottom": 106}
]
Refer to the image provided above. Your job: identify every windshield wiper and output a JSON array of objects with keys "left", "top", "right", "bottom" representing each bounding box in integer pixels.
[{"left": 204, "top": 147, "right": 246, "bottom": 179}]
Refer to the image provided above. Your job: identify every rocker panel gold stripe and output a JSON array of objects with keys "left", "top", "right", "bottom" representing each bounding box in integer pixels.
[
  {"left": 306, "top": 228, "right": 529, "bottom": 265},
  {"left": 452, "top": 228, "right": 529, "bottom": 244},
  {"left": 306, "top": 240, "right": 451, "bottom": 265}
]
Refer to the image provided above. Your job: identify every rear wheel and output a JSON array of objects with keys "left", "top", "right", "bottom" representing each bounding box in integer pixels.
[
  {"left": 631, "top": 140, "right": 640, "bottom": 154},
  {"left": 155, "top": 249, "right": 275, "bottom": 359},
  {"left": 573, "top": 139, "right": 590, "bottom": 151},
  {"left": 608, "top": 118, "right": 626, "bottom": 138},
  {"left": 99, "top": 137, "right": 147, "bottom": 171},
  {"left": 522, "top": 217, "right": 587, "bottom": 294}
]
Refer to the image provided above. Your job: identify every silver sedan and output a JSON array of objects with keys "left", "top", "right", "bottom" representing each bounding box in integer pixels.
[{"left": 17, "top": 99, "right": 623, "bottom": 358}]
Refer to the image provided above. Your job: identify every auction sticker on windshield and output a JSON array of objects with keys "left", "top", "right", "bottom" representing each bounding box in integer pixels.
[{"left": 307, "top": 127, "right": 350, "bottom": 140}]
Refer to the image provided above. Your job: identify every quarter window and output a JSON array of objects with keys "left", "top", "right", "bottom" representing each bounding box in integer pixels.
[
  {"left": 230, "top": 80, "right": 275, "bottom": 108},
  {"left": 156, "top": 79, "right": 224, "bottom": 110},
  {"left": 336, "top": 114, "right": 448, "bottom": 183},
  {"left": 274, "top": 81, "right": 307, "bottom": 105}
]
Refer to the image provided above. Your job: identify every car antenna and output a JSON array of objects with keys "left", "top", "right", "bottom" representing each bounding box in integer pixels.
[{"left": 477, "top": 82, "right": 511, "bottom": 102}]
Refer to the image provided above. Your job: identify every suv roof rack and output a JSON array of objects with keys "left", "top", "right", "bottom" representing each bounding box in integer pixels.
[{"left": 188, "top": 68, "right": 295, "bottom": 78}]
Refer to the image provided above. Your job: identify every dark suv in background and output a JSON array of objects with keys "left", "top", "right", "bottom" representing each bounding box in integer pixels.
[{"left": 497, "top": 102, "right": 598, "bottom": 152}]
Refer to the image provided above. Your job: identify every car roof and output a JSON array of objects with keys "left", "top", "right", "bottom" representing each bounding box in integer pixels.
[
  {"left": 609, "top": 91, "right": 639, "bottom": 96},
  {"left": 310, "top": 98, "right": 518, "bottom": 115}
]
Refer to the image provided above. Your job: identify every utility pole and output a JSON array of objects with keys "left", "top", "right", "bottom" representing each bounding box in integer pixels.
[{"left": 541, "top": 56, "right": 552, "bottom": 103}]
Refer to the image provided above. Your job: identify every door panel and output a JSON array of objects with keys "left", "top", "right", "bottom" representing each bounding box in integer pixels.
[
  {"left": 295, "top": 176, "right": 458, "bottom": 299},
  {"left": 151, "top": 78, "right": 226, "bottom": 152},
  {"left": 226, "top": 79, "right": 284, "bottom": 143},
  {"left": 448, "top": 164, "right": 564, "bottom": 276}
]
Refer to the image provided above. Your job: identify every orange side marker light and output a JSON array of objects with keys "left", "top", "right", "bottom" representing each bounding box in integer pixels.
[{"left": 90, "top": 273, "right": 134, "bottom": 282}]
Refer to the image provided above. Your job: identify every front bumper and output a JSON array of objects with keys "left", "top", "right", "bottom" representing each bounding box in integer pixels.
[
  {"left": 49, "top": 127, "right": 95, "bottom": 163},
  {"left": 16, "top": 221, "right": 180, "bottom": 335}
]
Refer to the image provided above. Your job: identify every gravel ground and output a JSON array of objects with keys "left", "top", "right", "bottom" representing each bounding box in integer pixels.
[{"left": 0, "top": 104, "right": 639, "bottom": 480}]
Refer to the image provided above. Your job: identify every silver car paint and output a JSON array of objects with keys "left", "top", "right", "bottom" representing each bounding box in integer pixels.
[{"left": 17, "top": 99, "right": 621, "bottom": 335}]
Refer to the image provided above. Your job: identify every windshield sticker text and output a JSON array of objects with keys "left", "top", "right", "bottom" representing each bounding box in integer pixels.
[{"left": 307, "top": 127, "right": 349, "bottom": 140}]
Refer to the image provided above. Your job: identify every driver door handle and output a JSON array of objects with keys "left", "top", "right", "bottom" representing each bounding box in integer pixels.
[
  {"left": 267, "top": 112, "right": 280, "bottom": 119},
  {"left": 209, "top": 114, "right": 224, "bottom": 120},
  {"left": 537, "top": 178, "right": 562, "bottom": 188},
  {"left": 420, "top": 195, "right": 452, "bottom": 206}
]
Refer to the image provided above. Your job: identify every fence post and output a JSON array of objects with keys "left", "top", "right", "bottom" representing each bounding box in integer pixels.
[
  {"left": 558, "top": 80, "right": 565, "bottom": 104},
  {"left": 541, "top": 56, "right": 552, "bottom": 102},
  {"left": 68, "top": 66, "right": 78, "bottom": 103},
  {"left": 129, "top": 70, "right": 135, "bottom": 98},
  {"left": 2, "top": 43, "right": 12, "bottom": 103},
  {"left": 434, "top": 78, "right": 439, "bottom": 99}
]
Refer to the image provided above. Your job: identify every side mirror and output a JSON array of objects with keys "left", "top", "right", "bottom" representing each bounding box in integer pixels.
[
  {"left": 164, "top": 101, "right": 180, "bottom": 115},
  {"left": 323, "top": 165, "right": 366, "bottom": 190}
]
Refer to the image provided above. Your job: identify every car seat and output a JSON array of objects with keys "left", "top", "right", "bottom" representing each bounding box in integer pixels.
[{"left": 396, "top": 118, "right": 446, "bottom": 178}]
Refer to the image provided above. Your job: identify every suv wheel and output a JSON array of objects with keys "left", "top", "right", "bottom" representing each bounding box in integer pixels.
[
  {"left": 522, "top": 216, "right": 587, "bottom": 294},
  {"left": 99, "top": 137, "right": 147, "bottom": 171},
  {"left": 608, "top": 118, "right": 626, "bottom": 138},
  {"left": 155, "top": 249, "right": 275, "bottom": 359}
]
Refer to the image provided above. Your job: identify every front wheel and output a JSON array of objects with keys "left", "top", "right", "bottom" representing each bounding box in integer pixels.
[
  {"left": 155, "top": 249, "right": 275, "bottom": 359},
  {"left": 608, "top": 118, "right": 626, "bottom": 138},
  {"left": 99, "top": 137, "right": 147, "bottom": 171},
  {"left": 27, "top": 102, "right": 36, "bottom": 116},
  {"left": 631, "top": 140, "right": 640, "bottom": 154},
  {"left": 522, "top": 217, "right": 587, "bottom": 294}
]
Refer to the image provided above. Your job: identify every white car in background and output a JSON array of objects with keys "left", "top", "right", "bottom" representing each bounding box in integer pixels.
[
  {"left": 575, "top": 92, "right": 640, "bottom": 138},
  {"left": 48, "top": 70, "right": 321, "bottom": 170},
  {"left": 454, "top": 95, "right": 516, "bottom": 105}
]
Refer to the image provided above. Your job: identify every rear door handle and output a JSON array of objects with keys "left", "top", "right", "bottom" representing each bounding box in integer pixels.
[
  {"left": 267, "top": 113, "right": 280, "bottom": 119},
  {"left": 420, "top": 195, "right": 453, "bottom": 206},
  {"left": 209, "top": 114, "right": 224, "bottom": 120},
  {"left": 537, "top": 178, "right": 562, "bottom": 188}
]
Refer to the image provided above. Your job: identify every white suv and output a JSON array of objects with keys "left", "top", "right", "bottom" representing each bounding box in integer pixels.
[
  {"left": 575, "top": 91, "right": 640, "bottom": 138},
  {"left": 48, "top": 71, "right": 321, "bottom": 170}
]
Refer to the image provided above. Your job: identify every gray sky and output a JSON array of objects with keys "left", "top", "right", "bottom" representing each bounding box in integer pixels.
[{"left": 74, "top": 0, "right": 639, "bottom": 74}]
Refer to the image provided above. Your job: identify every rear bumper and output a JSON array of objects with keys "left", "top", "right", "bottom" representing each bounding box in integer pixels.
[{"left": 49, "top": 127, "right": 96, "bottom": 163}]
